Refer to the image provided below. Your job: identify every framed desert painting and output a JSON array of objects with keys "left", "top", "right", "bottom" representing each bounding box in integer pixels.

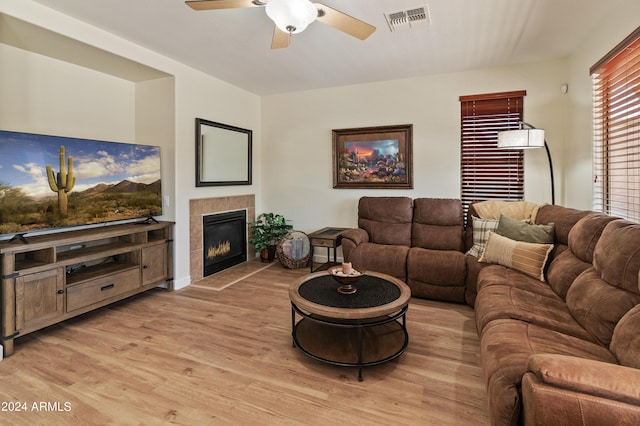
[{"left": 332, "top": 124, "right": 413, "bottom": 189}]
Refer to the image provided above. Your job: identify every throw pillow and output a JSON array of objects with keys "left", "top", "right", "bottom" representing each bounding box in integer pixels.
[
  {"left": 466, "top": 216, "right": 499, "bottom": 258},
  {"left": 479, "top": 231, "right": 554, "bottom": 281},
  {"left": 496, "top": 214, "right": 555, "bottom": 244}
]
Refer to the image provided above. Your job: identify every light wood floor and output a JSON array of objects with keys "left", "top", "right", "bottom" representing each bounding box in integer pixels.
[{"left": 0, "top": 261, "right": 489, "bottom": 425}]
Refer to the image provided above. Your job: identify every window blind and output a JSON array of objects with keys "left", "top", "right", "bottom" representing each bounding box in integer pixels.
[
  {"left": 591, "top": 27, "right": 640, "bottom": 222},
  {"left": 459, "top": 91, "right": 526, "bottom": 216}
]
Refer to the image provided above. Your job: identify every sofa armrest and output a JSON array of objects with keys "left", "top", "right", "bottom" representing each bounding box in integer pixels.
[
  {"left": 522, "top": 354, "right": 640, "bottom": 426},
  {"left": 526, "top": 354, "right": 640, "bottom": 405},
  {"left": 341, "top": 228, "right": 369, "bottom": 261},
  {"left": 341, "top": 228, "right": 369, "bottom": 246}
]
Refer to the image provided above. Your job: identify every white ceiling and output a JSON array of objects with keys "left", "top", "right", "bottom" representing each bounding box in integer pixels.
[{"left": 30, "top": 0, "right": 619, "bottom": 95}]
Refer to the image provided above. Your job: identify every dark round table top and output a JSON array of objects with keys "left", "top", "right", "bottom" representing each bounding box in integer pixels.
[{"left": 289, "top": 270, "right": 411, "bottom": 320}]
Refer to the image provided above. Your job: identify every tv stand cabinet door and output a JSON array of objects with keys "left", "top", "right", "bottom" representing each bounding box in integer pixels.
[
  {"left": 16, "top": 268, "right": 65, "bottom": 332},
  {"left": 141, "top": 244, "right": 168, "bottom": 286}
]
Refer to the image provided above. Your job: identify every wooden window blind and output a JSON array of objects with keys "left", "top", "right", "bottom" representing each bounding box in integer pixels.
[
  {"left": 459, "top": 91, "right": 526, "bottom": 216},
  {"left": 591, "top": 27, "right": 640, "bottom": 222}
]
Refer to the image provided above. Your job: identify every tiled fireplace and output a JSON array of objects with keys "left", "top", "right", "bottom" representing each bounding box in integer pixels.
[{"left": 189, "top": 195, "right": 255, "bottom": 283}]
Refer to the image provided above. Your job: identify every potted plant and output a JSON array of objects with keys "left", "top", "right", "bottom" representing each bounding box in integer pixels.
[{"left": 248, "top": 212, "right": 293, "bottom": 262}]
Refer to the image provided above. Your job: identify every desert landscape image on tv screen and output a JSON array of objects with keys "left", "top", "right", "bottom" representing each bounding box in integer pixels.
[{"left": 0, "top": 130, "right": 162, "bottom": 236}]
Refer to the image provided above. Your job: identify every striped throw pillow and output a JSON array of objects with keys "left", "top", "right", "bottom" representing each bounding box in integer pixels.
[{"left": 479, "top": 231, "right": 554, "bottom": 281}]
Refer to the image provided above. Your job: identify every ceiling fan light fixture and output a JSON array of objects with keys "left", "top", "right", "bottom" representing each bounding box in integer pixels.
[{"left": 265, "top": 0, "right": 318, "bottom": 34}]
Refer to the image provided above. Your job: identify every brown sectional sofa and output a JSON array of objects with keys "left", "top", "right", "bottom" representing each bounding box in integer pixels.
[{"left": 341, "top": 196, "right": 640, "bottom": 426}]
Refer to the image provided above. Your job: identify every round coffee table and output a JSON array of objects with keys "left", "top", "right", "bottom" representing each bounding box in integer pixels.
[{"left": 289, "top": 270, "right": 411, "bottom": 381}]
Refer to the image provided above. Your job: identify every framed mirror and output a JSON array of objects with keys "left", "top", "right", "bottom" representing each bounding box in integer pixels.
[{"left": 195, "top": 118, "right": 252, "bottom": 186}]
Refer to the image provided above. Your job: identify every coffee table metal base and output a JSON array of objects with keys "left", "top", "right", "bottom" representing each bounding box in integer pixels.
[{"left": 291, "top": 304, "right": 409, "bottom": 381}]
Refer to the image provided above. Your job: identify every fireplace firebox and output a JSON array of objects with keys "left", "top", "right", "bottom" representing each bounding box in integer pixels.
[{"left": 203, "top": 210, "right": 247, "bottom": 277}]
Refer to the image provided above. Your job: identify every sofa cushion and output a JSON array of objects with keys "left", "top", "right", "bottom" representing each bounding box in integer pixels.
[
  {"left": 535, "top": 204, "right": 593, "bottom": 247},
  {"left": 477, "top": 264, "right": 560, "bottom": 299},
  {"left": 593, "top": 219, "right": 640, "bottom": 292},
  {"left": 568, "top": 213, "right": 618, "bottom": 264},
  {"left": 475, "top": 280, "right": 598, "bottom": 342},
  {"left": 357, "top": 196, "right": 413, "bottom": 246},
  {"left": 566, "top": 268, "right": 640, "bottom": 347},
  {"left": 471, "top": 200, "right": 539, "bottom": 221},
  {"left": 565, "top": 219, "right": 640, "bottom": 346},
  {"left": 479, "top": 232, "right": 553, "bottom": 281},
  {"left": 407, "top": 247, "right": 466, "bottom": 302},
  {"left": 466, "top": 216, "right": 499, "bottom": 257},
  {"left": 345, "top": 242, "right": 409, "bottom": 281},
  {"left": 541, "top": 213, "right": 615, "bottom": 300},
  {"left": 611, "top": 304, "right": 640, "bottom": 369},
  {"left": 412, "top": 198, "right": 463, "bottom": 250},
  {"left": 545, "top": 249, "right": 592, "bottom": 300},
  {"left": 496, "top": 214, "right": 554, "bottom": 244}
]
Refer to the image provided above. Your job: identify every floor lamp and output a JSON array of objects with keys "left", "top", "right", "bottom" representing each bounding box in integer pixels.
[{"left": 497, "top": 121, "right": 555, "bottom": 205}]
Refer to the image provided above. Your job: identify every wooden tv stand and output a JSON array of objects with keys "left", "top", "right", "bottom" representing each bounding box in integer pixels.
[{"left": 0, "top": 221, "right": 173, "bottom": 357}]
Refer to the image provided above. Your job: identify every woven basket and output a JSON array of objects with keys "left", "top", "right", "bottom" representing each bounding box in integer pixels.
[{"left": 276, "top": 231, "right": 310, "bottom": 269}]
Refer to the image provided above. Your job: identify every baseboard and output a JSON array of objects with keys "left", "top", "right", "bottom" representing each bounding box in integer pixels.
[{"left": 173, "top": 276, "right": 191, "bottom": 290}]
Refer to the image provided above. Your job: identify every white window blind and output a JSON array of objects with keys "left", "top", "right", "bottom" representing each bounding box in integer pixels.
[
  {"left": 591, "top": 27, "right": 640, "bottom": 222},
  {"left": 459, "top": 91, "right": 526, "bottom": 216}
]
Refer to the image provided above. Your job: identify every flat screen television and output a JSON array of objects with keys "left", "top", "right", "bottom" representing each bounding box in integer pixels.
[{"left": 0, "top": 130, "right": 162, "bottom": 240}]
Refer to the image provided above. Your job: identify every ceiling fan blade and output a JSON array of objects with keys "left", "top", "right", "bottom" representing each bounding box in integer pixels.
[
  {"left": 271, "top": 27, "right": 291, "bottom": 49},
  {"left": 313, "top": 3, "right": 375, "bottom": 40},
  {"left": 185, "top": 0, "right": 265, "bottom": 11}
]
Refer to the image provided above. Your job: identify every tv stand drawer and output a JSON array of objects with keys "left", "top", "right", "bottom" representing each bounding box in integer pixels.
[{"left": 66, "top": 268, "right": 140, "bottom": 312}]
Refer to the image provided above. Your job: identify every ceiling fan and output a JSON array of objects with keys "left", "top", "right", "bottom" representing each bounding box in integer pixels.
[{"left": 185, "top": 0, "right": 376, "bottom": 49}]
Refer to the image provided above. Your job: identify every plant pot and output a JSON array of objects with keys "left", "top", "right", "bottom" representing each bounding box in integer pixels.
[{"left": 260, "top": 245, "right": 277, "bottom": 263}]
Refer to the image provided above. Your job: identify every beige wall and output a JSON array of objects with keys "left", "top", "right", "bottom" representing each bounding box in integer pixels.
[
  {"left": 0, "top": 43, "right": 136, "bottom": 141},
  {"left": 262, "top": 59, "right": 568, "bottom": 233},
  {"left": 172, "top": 68, "right": 261, "bottom": 288}
]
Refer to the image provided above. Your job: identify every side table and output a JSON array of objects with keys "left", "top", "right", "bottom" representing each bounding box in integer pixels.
[{"left": 307, "top": 227, "right": 349, "bottom": 272}]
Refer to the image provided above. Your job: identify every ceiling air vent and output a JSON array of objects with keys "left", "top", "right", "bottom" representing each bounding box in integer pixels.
[{"left": 384, "top": 5, "right": 430, "bottom": 32}]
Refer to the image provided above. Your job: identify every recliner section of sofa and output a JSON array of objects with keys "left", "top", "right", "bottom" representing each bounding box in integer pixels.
[
  {"left": 521, "top": 352, "right": 640, "bottom": 426},
  {"left": 407, "top": 198, "right": 466, "bottom": 302},
  {"left": 342, "top": 196, "right": 467, "bottom": 302},
  {"left": 341, "top": 196, "right": 412, "bottom": 281}
]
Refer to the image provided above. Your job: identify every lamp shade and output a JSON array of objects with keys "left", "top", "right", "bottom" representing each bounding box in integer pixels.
[
  {"left": 265, "top": 0, "right": 318, "bottom": 34},
  {"left": 497, "top": 128, "right": 545, "bottom": 149}
]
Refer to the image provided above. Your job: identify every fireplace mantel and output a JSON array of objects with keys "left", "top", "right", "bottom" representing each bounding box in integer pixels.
[{"left": 189, "top": 195, "right": 255, "bottom": 283}]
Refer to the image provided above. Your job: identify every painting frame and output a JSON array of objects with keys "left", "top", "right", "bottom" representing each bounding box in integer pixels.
[
  {"left": 332, "top": 124, "right": 413, "bottom": 189},
  {"left": 195, "top": 118, "right": 252, "bottom": 187}
]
